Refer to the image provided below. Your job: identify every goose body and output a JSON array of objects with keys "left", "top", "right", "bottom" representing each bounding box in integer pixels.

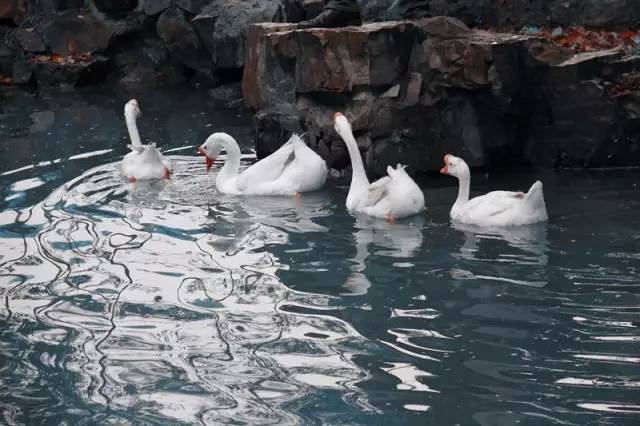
[
  {"left": 334, "top": 112, "right": 425, "bottom": 221},
  {"left": 440, "top": 154, "right": 548, "bottom": 226},
  {"left": 120, "top": 99, "right": 171, "bottom": 182},
  {"left": 198, "top": 133, "right": 327, "bottom": 196}
]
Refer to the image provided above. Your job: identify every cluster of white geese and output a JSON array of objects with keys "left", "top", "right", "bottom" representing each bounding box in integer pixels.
[{"left": 121, "top": 99, "right": 548, "bottom": 227}]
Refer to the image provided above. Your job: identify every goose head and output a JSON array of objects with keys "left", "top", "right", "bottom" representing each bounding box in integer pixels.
[
  {"left": 440, "top": 154, "right": 469, "bottom": 179},
  {"left": 198, "top": 133, "right": 226, "bottom": 171},
  {"left": 334, "top": 112, "right": 353, "bottom": 139},
  {"left": 124, "top": 99, "right": 142, "bottom": 119}
]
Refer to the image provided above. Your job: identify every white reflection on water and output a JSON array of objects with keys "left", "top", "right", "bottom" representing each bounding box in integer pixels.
[{"left": 0, "top": 158, "right": 372, "bottom": 424}]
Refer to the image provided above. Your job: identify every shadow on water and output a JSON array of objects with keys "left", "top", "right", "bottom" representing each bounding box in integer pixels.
[{"left": 1, "top": 86, "right": 640, "bottom": 425}]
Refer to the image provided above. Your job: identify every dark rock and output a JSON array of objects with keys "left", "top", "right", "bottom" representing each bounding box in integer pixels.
[
  {"left": 93, "top": 0, "right": 138, "bottom": 15},
  {"left": 157, "top": 6, "right": 206, "bottom": 70},
  {"left": 12, "top": 60, "right": 35, "bottom": 84},
  {"left": 194, "top": 0, "right": 286, "bottom": 71},
  {"left": 33, "top": 54, "right": 109, "bottom": 88},
  {"left": 176, "top": 0, "right": 209, "bottom": 14},
  {"left": 41, "top": 11, "right": 114, "bottom": 55},
  {"left": 15, "top": 28, "right": 46, "bottom": 53},
  {"left": 43, "top": 0, "right": 86, "bottom": 11},
  {"left": 255, "top": 109, "right": 303, "bottom": 159},
  {"left": 144, "top": 0, "right": 171, "bottom": 15},
  {"left": 0, "top": 0, "right": 27, "bottom": 22},
  {"left": 242, "top": 23, "right": 298, "bottom": 111},
  {"left": 209, "top": 82, "right": 243, "bottom": 103}
]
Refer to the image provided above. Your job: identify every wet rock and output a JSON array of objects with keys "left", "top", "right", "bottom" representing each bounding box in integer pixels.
[
  {"left": 144, "top": 0, "right": 171, "bottom": 15},
  {"left": 255, "top": 109, "right": 302, "bottom": 159},
  {"left": 157, "top": 6, "right": 206, "bottom": 70},
  {"left": 0, "top": 0, "right": 27, "bottom": 22},
  {"left": 15, "top": 28, "right": 46, "bottom": 53},
  {"left": 41, "top": 11, "right": 114, "bottom": 55}
]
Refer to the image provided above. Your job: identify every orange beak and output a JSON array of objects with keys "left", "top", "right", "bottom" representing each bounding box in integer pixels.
[
  {"left": 197, "top": 146, "right": 216, "bottom": 171},
  {"left": 440, "top": 154, "right": 451, "bottom": 175},
  {"left": 334, "top": 112, "right": 344, "bottom": 121}
]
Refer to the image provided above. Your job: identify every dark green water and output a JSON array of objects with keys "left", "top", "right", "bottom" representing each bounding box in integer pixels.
[{"left": 1, "top": 87, "right": 639, "bottom": 425}]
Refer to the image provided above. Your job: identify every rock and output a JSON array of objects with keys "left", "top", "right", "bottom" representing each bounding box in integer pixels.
[
  {"left": 93, "top": 0, "right": 138, "bottom": 15},
  {"left": 157, "top": 7, "right": 206, "bottom": 70},
  {"left": 15, "top": 28, "right": 46, "bottom": 52},
  {"left": 176, "top": 0, "right": 209, "bottom": 14},
  {"left": 0, "top": 0, "right": 27, "bottom": 22},
  {"left": 144, "top": 0, "right": 171, "bottom": 15},
  {"left": 295, "top": 22, "right": 416, "bottom": 92},
  {"left": 194, "top": 0, "right": 286, "bottom": 71},
  {"left": 12, "top": 60, "right": 35, "bottom": 84},
  {"left": 41, "top": 11, "right": 114, "bottom": 55},
  {"left": 33, "top": 54, "right": 109, "bottom": 87},
  {"left": 242, "top": 23, "right": 297, "bottom": 110},
  {"left": 255, "top": 109, "right": 303, "bottom": 159}
]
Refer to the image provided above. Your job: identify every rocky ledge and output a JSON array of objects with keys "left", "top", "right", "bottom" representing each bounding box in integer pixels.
[{"left": 243, "top": 17, "right": 640, "bottom": 172}]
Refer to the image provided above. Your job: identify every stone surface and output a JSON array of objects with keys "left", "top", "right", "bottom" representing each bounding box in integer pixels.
[
  {"left": 194, "top": 0, "right": 286, "bottom": 71},
  {"left": 245, "top": 16, "right": 640, "bottom": 173},
  {"left": 41, "top": 11, "right": 114, "bottom": 55},
  {"left": 176, "top": 0, "right": 209, "bottom": 14},
  {"left": 33, "top": 54, "right": 109, "bottom": 87},
  {"left": 144, "top": 0, "right": 171, "bottom": 15},
  {"left": 157, "top": 6, "right": 206, "bottom": 70},
  {"left": 15, "top": 28, "right": 46, "bottom": 53}
]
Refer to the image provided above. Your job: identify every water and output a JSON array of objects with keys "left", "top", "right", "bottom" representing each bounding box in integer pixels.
[{"left": 1, "top": 87, "right": 639, "bottom": 425}]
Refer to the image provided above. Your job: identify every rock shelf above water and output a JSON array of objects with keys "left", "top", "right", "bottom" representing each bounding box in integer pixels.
[{"left": 243, "top": 17, "right": 640, "bottom": 173}]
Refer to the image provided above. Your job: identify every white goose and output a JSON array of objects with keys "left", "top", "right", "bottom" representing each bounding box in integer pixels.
[
  {"left": 198, "top": 132, "right": 327, "bottom": 196},
  {"left": 334, "top": 112, "right": 425, "bottom": 221},
  {"left": 440, "top": 154, "right": 548, "bottom": 226},
  {"left": 120, "top": 99, "right": 171, "bottom": 182}
]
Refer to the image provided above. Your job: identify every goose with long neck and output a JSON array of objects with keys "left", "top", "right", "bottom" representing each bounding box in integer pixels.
[
  {"left": 440, "top": 154, "right": 548, "bottom": 226},
  {"left": 334, "top": 112, "right": 425, "bottom": 221},
  {"left": 120, "top": 99, "right": 171, "bottom": 182},
  {"left": 198, "top": 131, "right": 327, "bottom": 196}
]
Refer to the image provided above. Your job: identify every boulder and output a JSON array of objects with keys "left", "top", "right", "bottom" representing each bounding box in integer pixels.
[
  {"left": 144, "top": 0, "right": 171, "bottom": 15},
  {"left": 194, "top": 0, "right": 286, "bottom": 71},
  {"left": 176, "top": 0, "right": 209, "bottom": 14},
  {"left": 157, "top": 6, "right": 206, "bottom": 70},
  {"left": 12, "top": 60, "right": 36, "bottom": 84},
  {"left": 33, "top": 54, "right": 109, "bottom": 88},
  {"left": 15, "top": 28, "right": 46, "bottom": 52},
  {"left": 41, "top": 11, "right": 114, "bottom": 55}
]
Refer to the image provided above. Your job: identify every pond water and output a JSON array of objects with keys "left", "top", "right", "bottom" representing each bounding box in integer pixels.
[{"left": 1, "top": 87, "right": 639, "bottom": 425}]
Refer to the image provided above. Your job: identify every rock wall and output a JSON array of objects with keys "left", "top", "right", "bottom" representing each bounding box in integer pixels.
[
  {"left": 244, "top": 18, "right": 640, "bottom": 172},
  {"left": 0, "top": 0, "right": 320, "bottom": 89},
  {"left": 359, "top": 0, "right": 640, "bottom": 30}
]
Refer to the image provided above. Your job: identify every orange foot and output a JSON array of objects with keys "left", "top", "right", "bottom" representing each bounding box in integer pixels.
[
  {"left": 294, "top": 192, "right": 302, "bottom": 200},
  {"left": 386, "top": 213, "right": 397, "bottom": 224},
  {"left": 129, "top": 176, "right": 136, "bottom": 183},
  {"left": 163, "top": 167, "right": 171, "bottom": 180}
]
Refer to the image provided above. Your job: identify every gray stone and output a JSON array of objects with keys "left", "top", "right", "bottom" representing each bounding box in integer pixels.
[
  {"left": 144, "top": 0, "right": 171, "bottom": 15},
  {"left": 12, "top": 60, "right": 35, "bottom": 84},
  {"left": 15, "top": 28, "right": 46, "bottom": 52},
  {"left": 157, "top": 6, "right": 206, "bottom": 70},
  {"left": 41, "top": 11, "right": 114, "bottom": 55},
  {"left": 176, "top": 0, "right": 209, "bottom": 14}
]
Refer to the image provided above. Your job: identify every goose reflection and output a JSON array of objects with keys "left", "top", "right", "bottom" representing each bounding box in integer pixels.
[
  {"left": 451, "top": 222, "right": 550, "bottom": 288},
  {"left": 343, "top": 214, "right": 425, "bottom": 296}
]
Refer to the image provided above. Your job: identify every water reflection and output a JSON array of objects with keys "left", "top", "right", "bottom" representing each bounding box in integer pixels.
[
  {"left": 0, "top": 158, "right": 372, "bottom": 424},
  {"left": 343, "top": 215, "right": 425, "bottom": 296}
]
